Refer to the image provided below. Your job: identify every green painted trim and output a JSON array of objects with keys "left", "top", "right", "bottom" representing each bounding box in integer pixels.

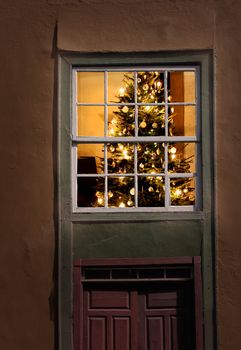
[
  {"left": 70, "top": 211, "right": 205, "bottom": 222},
  {"left": 58, "top": 51, "right": 215, "bottom": 350}
]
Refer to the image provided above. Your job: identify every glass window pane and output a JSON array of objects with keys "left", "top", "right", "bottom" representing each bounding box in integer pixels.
[
  {"left": 138, "top": 176, "right": 165, "bottom": 207},
  {"left": 108, "top": 177, "right": 135, "bottom": 208},
  {"left": 138, "top": 143, "right": 165, "bottom": 174},
  {"left": 168, "top": 105, "right": 196, "bottom": 136},
  {"left": 77, "top": 144, "right": 104, "bottom": 174},
  {"left": 170, "top": 177, "right": 195, "bottom": 205},
  {"left": 168, "top": 143, "right": 196, "bottom": 173},
  {"left": 138, "top": 105, "right": 165, "bottom": 136},
  {"left": 168, "top": 71, "right": 196, "bottom": 103},
  {"left": 77, "top": 177, "right": 105, "bottom": 207},
  {"left": 77, "top": 106, "right": 104, "bottom": 137},
  {"left": 108, "top": 72, "right": 134, "bottom": 103},
  {"left": 77, "top": 72, "right": 104, "bottom": 103},
  {"left": 108, "top": 143, "right": 134, "bottom": 174},
  {"left": 137, "top": 71, "right": 165, "bottom": 103},
  {"left": 108, "top": 106, "right": 135, "bottom": 137}
]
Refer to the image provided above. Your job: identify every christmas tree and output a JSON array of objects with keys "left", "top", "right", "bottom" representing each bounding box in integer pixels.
[{"left": 95, "top": 71, "right": 194, "bottom": 208}]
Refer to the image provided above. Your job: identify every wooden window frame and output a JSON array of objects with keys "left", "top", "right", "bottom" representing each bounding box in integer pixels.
[{"left": 72, "top": 67, "right": 200, "bottom": 212}]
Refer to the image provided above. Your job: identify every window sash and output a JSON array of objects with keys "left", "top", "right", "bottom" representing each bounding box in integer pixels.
[{"left": 72, "top": 66, "right": 200, "bottom": 212}]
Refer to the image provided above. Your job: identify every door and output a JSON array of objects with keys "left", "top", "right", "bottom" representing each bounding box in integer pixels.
[{"left": 82, "top": 283, "right": 194, "bottom": 350}]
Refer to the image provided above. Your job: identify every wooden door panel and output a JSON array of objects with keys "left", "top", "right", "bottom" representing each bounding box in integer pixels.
[
  {"left": 89, "top": 317, "right": 106, "bottom": 350},
  {"left": 113, "top": 317, "right": 130, "bottom": 350},
  {"left": 147, "top": 317, "right": 165, "bottom": 350},
  {"left": 90, "top": 290, "right": 130, "bottom": 309}
]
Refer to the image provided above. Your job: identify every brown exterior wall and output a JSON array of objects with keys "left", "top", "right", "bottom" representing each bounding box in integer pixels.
[{"left": 0, "top": 0, "right": 241, "bottom": 349}]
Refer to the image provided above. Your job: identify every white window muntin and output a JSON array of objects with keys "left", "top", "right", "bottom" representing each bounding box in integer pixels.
[{"left": 72, "top": 66, "right": 200, "bottom": 212}]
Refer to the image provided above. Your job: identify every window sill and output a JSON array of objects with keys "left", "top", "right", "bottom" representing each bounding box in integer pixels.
[{"left": 70, "top": 210, "right": 205, "bottom": 222}]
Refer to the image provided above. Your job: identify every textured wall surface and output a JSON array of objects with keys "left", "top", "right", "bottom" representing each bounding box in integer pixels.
[{"left": 0, "top": 0, "right": 241, "bottom": 349}]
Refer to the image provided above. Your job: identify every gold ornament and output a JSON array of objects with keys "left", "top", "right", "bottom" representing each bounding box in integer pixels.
[
  {"left": 148, "top": 186, "right": 154, "bottom": 192},
  {"left": 97, "top": 197, "right": 104, "bottom": 205},
  {"left": 139, "top": 163, "right": 144, "bottom": 169},
  {"left": 108, "top": 191, "right": 113, "bottom": 198},
  {"left": 130, "top": 188, "right": 135, "bottom": 195},
  {"left": 122, "top": 106, "right": 129, "bottom": 113},
  {"left": 140, "top": 121, "right": 147, "bottom": 128},
  {"left": 119, "top": 202, "right": 126, "bottom": 208},
  {"left": 152, "top": 122, "right": 158, "bottom": 128},
  {"left": 143, "top": 84, "right": 149, "bottom": 91},
  {"left": 183, "top": 188, "right": 188, "bottom": 194},
  {"left": 109, "top": 145, "right": 115, "bottom": 152},
  {"left": 137, "top": 78, "right": 141, "bottom": 83},
  {"left": 111, "top": 118, "right": 117, "bottom": 125},
  {"left": 127, "top": 200, "right": 134, "bottom": 206}
]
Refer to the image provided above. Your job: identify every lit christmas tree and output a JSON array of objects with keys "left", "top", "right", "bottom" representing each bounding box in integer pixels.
[{"left": 95, "top": 71, "right": 194, "bottom": 208}]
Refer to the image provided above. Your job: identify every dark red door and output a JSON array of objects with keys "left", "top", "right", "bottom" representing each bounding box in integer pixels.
[{"left": 82, "top": 283, "right": 194, "bottom": 350}]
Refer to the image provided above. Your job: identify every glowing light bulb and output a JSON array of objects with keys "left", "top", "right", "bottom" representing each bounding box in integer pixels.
[
  {"left": 123, "top": 149, "right": 131, "bottom": 159},
  {"left": 145, "top": 106, "right": 151, "bottom": 112},
  {"left": 156, "top": 81, "right": 162, "bottom": 89},
  {"left": 109, "top": 128, "right": 115, "bottom": 136},
  {"left": 119, "top": 202, "right": 125, "bottom": 208},
  {"left": 183, "top": 188, "right": 188, "bottom": 194},
  {"left": 170, "top": 147, "right": 177, "bottom": 154},
  {"left": 130, "top": 188, "right": 135, "bottom": 195},
  {"left": 171, "top": 107, "right": 175, "bottom": 113},
  {"left": 171, "top": 154, "right": 176, "bottom": 160},
  {"left": 119, "top": 87, "right": 125, "bottom": 97},
  {"left": 119, "top": 144, "right": 124, "bottom": 150},
  {"left": 175, "top": 189, "right": 182, "bottom": 197}
]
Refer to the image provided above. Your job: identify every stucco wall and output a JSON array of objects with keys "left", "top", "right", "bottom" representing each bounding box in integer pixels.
[{"left": 0, "top": 1, "right": 241, "bottom": 349}]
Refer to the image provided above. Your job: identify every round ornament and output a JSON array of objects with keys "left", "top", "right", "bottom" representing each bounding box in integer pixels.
[
  {"left": 122, "top": 106, "right": 129, "bottom": 113},
  {"left": 148, "top": 186, "right": 154, "bottom": 192},
  {"left": 143, "top": 84, "right": 149, "bottom": 91},
  {"left": 152, "top": 122, "right": 158, "bottom": 128},
  {"left": 140, "top": 121, "right": 147, "bottom": 128},
  {"left": 139, "top": 163, "right": 144, "bottom": 169},
  {"left": 127, "top": 200, "right": 134, "bottom": 206}
]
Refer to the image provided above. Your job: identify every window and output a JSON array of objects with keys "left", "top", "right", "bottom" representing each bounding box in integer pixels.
[{"left": 72, "top": 67, "right": 200, "bottom": 212}]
